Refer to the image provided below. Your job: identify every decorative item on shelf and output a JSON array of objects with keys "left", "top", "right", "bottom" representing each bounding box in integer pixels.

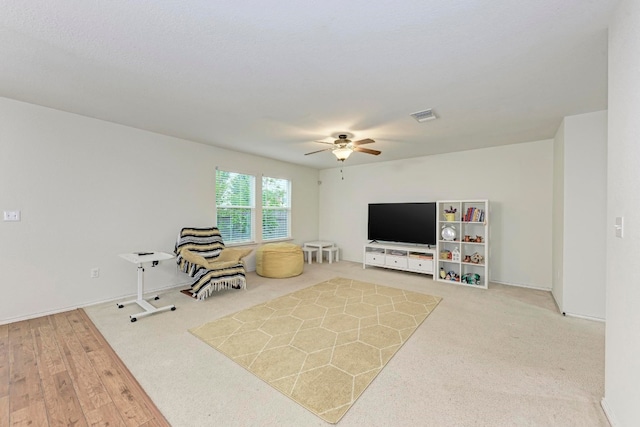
[
  {"left": 444, "top": 205, "right": 457, "bottom": 222},
  {"left": 462, "top": 273, "right": 481, "bottom": 285},
  {"left": 464, "top": 235, "right": 471, "bottom": 242},
  {"left": 463, "top": 255, "right": 471, "bottom": 263},
  {"left": 439, "top": 250, "right": 451, "bottom": 260},
  {"left": 441, "top": 225, "right": 457, "bottom": 241},
  {"left": 452, "top": 247, "right": 460, "bottom": 262},
  {"left": 475, "top": 235, "right": 483, "bottom": 243},
  {"left": 470, "top": 252, "right": 484, "bottom": 264},
  {"left": 445, "top": 271, "right": 460, "bottom": 281},
  {"left": 440, "top": 267, "right": 446, "bottom": 279}
]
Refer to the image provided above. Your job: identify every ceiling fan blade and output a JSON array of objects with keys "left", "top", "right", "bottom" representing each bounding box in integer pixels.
[
  {"left": 352, "top": 138, "right": 375, "bottom": 146},
  {"left": 313, "top": 140, "right": 336, "bottom": 145},
  {"left": 354, "top": 147, "right": 381, "bottom": 155},
  {"left": 305, "top": 148, "right": 333, "bottom": 155}
]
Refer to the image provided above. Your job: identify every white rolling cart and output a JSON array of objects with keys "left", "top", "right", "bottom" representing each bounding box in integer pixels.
[{"left": 117, "top": 251, "right": 177, "bottom": 322}]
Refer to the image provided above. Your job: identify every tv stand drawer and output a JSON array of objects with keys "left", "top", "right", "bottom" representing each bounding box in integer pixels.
[
  {"left": 365, "top": 253, "right": 385, "bottom": 266},
  {"left": 408, "top": 258, "right": 433, "bottom": 273},
  {"left": 385, "top": 255, "right": 408, "bottom": 269}
]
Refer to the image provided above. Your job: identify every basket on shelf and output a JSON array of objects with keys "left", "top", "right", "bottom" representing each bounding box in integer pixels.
[{"left": 445, "top": 213, "right": 455, "bottom": 221}]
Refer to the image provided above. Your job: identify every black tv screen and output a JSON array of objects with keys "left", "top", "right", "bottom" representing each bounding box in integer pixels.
[{"left": 368, "top": 202, "right": 436, "bottom": 245}]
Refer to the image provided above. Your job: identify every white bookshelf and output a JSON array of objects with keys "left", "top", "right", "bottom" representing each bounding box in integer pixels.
[{"left": 436, "top": 200, "right": 489, "bottom": 289}]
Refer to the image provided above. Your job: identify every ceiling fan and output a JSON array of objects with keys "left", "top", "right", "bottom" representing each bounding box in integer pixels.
[{"left": 305, "top": 134, "right": 381, "bottom": 161}]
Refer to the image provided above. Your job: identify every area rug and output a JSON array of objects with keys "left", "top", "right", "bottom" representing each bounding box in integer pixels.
[{"left": 189, "top": 277, "right": 441, "bottom": 423}]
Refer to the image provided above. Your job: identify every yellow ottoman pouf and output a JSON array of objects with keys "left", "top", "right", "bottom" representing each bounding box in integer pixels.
[{"left": 256, "top": 242, "right": 304, "bottom": 278}]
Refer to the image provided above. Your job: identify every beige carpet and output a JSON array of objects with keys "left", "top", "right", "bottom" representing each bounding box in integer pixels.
[{"left": 189, "top": 277, "right": 441, "bottom": 423}]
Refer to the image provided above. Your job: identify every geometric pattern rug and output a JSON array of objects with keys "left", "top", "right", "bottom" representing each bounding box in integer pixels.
[{"left": 189, "top": 277, "right": 441, "bottom": 423}]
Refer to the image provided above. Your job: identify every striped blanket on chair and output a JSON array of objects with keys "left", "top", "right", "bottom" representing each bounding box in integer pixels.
[{"left": 174, "top": 227, "right": 247, "bottom": 300}]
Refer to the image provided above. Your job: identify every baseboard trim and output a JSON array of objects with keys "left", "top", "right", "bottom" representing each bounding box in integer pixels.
[
  {"left": 601, "top": 397, "right": 618, "bottom": 427},
  {"left": 0, "top": 281, "right": 191, "bottom": 326},
  {"left": 563, "top": 312, "right": 605, "bottom": 322},
  {"left": 491, "top": 281, "right": 606, "bottom": 322},
  {"left": 82, "top": 281, "right": 191, "bottom": 309},
  {"left": 490, "top": 279, "right": 551, "bottom": 292}
]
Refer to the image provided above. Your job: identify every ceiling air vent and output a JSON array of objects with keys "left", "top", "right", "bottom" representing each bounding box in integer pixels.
[{"left": 410, "top": 109, "right": 437, "bottom": 123}]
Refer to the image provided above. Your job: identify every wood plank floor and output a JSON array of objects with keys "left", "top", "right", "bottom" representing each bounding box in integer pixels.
[{"left": 0, "top": 309, "right": 170, "bottom": 427}]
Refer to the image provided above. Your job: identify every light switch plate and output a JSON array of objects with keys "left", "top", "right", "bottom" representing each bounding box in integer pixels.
[
  {"left": 3, "top": 210, "right": 20, "bottom": 221},
  {"left": 615, "top": 216, "right": 624, "bottom": 238}
]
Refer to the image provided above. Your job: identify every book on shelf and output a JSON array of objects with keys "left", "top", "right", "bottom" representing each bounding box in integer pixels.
[
  {"left": 464, "top": 207, "right": 473, "bottom": 222},
  {"left": 464, "top": 207, "right": 485, "bottom": 222}
]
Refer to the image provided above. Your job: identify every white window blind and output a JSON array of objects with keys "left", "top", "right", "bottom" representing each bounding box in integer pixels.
[
  {"left": 262, "top": 176, "right": 291, "bottom": 241},
  {"left": 215, "top": 170, "right": 255, "bottom": 244}
]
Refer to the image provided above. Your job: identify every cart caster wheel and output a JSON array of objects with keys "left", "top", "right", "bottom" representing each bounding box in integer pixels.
[
  {"left": 171, "top": 307, "right": 176, "bottom": 311},
  {"left": 117, "top": 304, "right": 124, "bottom": 309},
  {"left": 131, "top": 317, "right": 137, "bottom": 323},
  {"left": 154, "top": 296, "right": 160, "bottom": 300}
]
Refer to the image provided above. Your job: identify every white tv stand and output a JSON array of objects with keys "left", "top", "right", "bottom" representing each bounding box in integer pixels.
[{"left": 363, "top": 242, "right": 435, "bottom": 276}]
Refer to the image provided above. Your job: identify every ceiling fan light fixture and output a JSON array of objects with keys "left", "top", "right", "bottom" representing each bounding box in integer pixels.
[{"left": 333, "top": 147, "right": 353, "bottom": 160}]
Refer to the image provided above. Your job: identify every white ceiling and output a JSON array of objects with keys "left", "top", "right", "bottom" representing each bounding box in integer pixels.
[{"left": 0, "top": 1, "right": 616, "bottom": 169}]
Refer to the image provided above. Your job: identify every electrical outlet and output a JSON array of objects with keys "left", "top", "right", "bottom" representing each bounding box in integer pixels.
[
  {"left": 91, "top": 268, "right": 100, "bottom": 278},
  {"left": 3, "top": 210, "right": 20, "bottom": 221}
]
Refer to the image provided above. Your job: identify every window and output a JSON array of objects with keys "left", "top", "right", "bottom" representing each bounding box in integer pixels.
[
  {"left": 215, "top": 170, "right": 292, "bottom": 244},
  {"left": 215, "top": 170, "right": 255, "bottom": 244},
  {"left": 262, "top": 176, "right": 291, "bottom": 241}
]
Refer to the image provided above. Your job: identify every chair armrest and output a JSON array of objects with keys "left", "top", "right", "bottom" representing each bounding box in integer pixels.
[
  {"left": 180, "top": 249, "right": 210, "bottom": 269},
  {"left": 205, "top": 260, "right": 242, "bottom": 270}
]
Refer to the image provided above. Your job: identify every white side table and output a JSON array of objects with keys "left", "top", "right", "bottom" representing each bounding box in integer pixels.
[
  {"left": 322, "top": 246, "right": 340, "bottom": 264},
  {"left": 302, "top": 246, "right": 318, "bottom": 264},
  {"left": 303, "top": 241, "right": 335, "bottom": 264},
  {"left": 117, "top": 251, "right": 176, "bottom": 322}
]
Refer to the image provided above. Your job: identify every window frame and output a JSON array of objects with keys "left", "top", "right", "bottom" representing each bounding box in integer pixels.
[
  {"left": 261, "top": 175, "right": 292, "bottom": 241},
  {"left": 215, "top": 169, "right": 292, "bottom": 245},
  {"left": 215, "top": 169, "right": 256, "bottom": 244}
]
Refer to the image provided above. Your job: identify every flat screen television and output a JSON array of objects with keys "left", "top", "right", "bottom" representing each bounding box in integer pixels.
[{"left": 367, "top": 202, "right": 436, "bottom": 246}]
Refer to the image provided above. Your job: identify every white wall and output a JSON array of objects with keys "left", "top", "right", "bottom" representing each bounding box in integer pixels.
[
  {"left": 0, "top": 97, "right": 320, "bottom": 324},
  {"left": 604, "top": 0, "right": 640, "bottom": 424},
  {"left": 318, "top": 140, "right": 554, "bottom": 289},
  {"left": 552, "top": 111, "right": 607, "bottom": 320}
]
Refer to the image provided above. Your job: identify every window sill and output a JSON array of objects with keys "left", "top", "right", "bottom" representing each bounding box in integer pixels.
[
  {"left": 226, "top": 238, "right": 293, "bottom": 248},
  {"left": 262, "top": 237, "right": 294, "bottom": 244}
]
